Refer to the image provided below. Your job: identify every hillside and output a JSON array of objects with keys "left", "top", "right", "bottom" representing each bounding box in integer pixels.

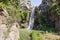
[{"left": 0, "top": 0, "right": 60, "bottom": 40}]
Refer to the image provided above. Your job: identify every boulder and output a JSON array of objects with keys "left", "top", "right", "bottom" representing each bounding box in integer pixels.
[{"left": 0, "top": 8, "right": 20, "bottom": 40}]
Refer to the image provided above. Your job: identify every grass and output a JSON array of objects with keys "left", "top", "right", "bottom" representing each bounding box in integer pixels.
[{"left": 19, "top": 29, "right": 60, "bottom": 40}]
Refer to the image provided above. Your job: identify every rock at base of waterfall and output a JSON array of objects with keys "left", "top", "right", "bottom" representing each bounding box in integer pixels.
[
  {"left": 0, "top": 9, "right": 20, "bottom": 40},
  {"left": 6, "top": 23, "right": 19, "bottom": 40}
]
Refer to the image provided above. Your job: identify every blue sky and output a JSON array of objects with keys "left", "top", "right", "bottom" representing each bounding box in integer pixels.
[{"left": 30, "top": 0, "right": 42, "bottom": 6}]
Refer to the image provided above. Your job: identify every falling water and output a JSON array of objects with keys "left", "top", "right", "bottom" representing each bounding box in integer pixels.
[
  {"left": 27, "top": 0, "right": 42, "bottom": 30},
  {"left": 27, "top": 8, "right": 35, "bottom": 30}
]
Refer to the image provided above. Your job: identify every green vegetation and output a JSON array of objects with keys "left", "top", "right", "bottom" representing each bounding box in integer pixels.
[
  {"left": 0, "top": 0, "right": 60, "bottom": 40},
  {"left": 19, "top": 29, "right": 60, "bottom": 40},
  {"left": 33, "top": 0, "right": 60, "bottom": 32},
  {"left": 0, "top": 0, "right": 30, "bottom": 27}
]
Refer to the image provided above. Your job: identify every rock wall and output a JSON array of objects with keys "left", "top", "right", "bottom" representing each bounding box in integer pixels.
[
  {"left": 0, "top": 8, "right": 20, "bottom": 40},
  {"left": 39, "top": 0, "right": 60, "bottom": 32}
]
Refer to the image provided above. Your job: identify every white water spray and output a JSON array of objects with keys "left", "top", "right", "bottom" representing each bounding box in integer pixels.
[{"left": 27, "top": 8, "right": 35, "bottom": 30}]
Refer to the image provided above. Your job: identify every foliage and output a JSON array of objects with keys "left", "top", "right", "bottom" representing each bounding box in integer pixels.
[
  {"left": 19, "top": 29, "right": 60, "bottom": 40},
  {"left": 37, "top": 0, "right": 60, "bottom": 32},
  {"left": 31, "top": 31, "right": 43, "bottom": 40},
  {"left": 19, "top": 29, "right": 31, "bottom": 40},
  {"left": 19, "top": 29, "right": 43, "bottom": 40},
  {"left": 16, "top": 10, "right": 29, "bottom": 23},
  {"left": 0, "top": 0, "right": 30, "bottom": 26}
]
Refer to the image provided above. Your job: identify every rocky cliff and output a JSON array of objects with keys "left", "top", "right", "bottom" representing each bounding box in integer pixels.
[
  {"left": 38, "top": 0, "right": 60, "bottom": 32},
  {"left": 0, "top": 7, "right": 20, "bottom": 40}
]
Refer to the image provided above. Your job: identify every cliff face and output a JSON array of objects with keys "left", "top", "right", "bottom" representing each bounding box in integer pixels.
[
  {"left": 33, "top": 0, "right": 53, "bottom": 30},
  {"left": 38, "top": 0, "right": 60, "bottom": 32},
  {"left": 20, "top": 0, "right": 35, "bottom": 28},
  {"left": 0, "top": 0, "right": 22, "bottom": 40},
  {"left": 0, "top": 8, "right": 20, "bottom": 40},
  {"left": 20, "top": 0, "right": 34, "bottom": 10},
  {"left": 39, "top": 0, "right": 52, "bottom": 12}
]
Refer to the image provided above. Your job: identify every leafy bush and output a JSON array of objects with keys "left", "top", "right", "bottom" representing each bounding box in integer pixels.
[
  {"left": 19, "top": 29, "right": 43, "bottom": 40},
  {"left": 31, "top": 31, "right": 43, "bottom": 40},
  {"left": 19, "top": 29, "right": 60, "bottom": 40}
]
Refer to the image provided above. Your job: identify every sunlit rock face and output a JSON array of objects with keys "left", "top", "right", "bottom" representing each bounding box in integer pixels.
[
  {"left": 6, "top": 23, "right": 19, "bottom": 40},
  {"left": 0, "top": 9, "right": 20, "bottom": 40},
  {"left": 0, "top": 24, "right": 7, "bottom": 40},
  {"left": 20, "top": 0, "right": 34, "bottom": 10}
]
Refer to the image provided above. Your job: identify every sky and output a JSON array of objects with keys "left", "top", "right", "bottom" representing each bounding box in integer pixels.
[{"left": 30, "top": 0, "right": 42, "bottom": 6}]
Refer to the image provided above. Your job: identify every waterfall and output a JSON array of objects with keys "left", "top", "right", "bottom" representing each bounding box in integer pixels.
[
  {"left": 27, "top": 8, "right": 35, "bottom": 30},
  {"left": 26, "top": 0, "right": 42, "bottom": 30}
]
